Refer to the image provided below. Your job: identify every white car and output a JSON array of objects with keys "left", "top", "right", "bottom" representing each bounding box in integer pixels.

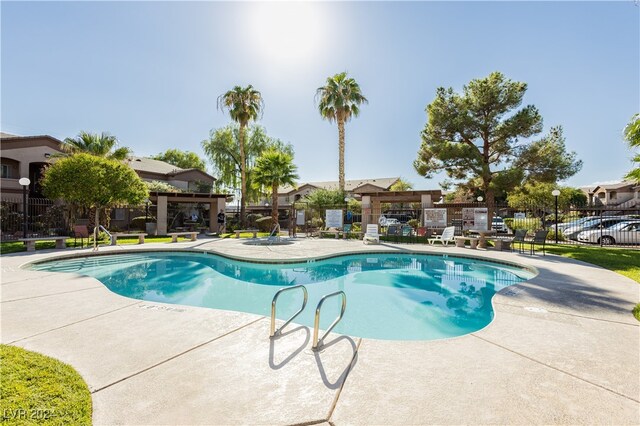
[
  {"left": 576, "top": 221, "right": 640, "bottom": 245},
  {"left": 378, "top": 216, "right": 400, "bottom": 226},
  {"left": 563, "top": 217, "right": 631, "bottom": 240},
  {"left": 492, "top": 217, "right": 508, "bottom": 233},
  {"left": 556, "top": 217, "right": 593, "bottom": 232}
]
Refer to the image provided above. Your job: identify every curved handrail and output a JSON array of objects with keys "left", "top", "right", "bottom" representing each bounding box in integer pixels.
[
  {"left": 270, "top": 285, "right": 308, "bottom": 338},
  {"left": 312, "top": 290, "right": 347, "bottom": 351}
]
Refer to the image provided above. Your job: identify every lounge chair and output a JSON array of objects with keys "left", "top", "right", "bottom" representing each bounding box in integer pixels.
[
  {"left": 427, "top": 226, "right": 455, "bottom": 246},
  {"left": 527, "top": 229, "right": 550, "bottom": 255},
  {"left": 363, "top": 224, "right": 380, "bottom": 244},
  {"left": 73, "top": 225, "right": 90, "bottom": 248}
]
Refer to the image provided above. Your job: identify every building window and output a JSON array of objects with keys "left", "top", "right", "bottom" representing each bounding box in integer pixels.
[{"left": 0, "top": 164, "right": 9, "bottom": 178}]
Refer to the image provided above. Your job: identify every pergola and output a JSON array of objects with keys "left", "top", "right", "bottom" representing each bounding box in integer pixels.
[
  {"left": 149, "top": 192, "right": 228, "bottom": 234},
  {"left": 354, "top": 189, "right": 442, "bottom": 228}
]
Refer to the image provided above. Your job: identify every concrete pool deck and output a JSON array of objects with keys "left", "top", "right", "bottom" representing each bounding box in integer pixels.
[{"left": 1, "top": 237, "right": 638, "bottom": 425}]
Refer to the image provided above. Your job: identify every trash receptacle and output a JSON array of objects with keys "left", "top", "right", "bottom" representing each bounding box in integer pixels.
[{"left": 145, "top": 222, "right": 157, "bottom": 235}]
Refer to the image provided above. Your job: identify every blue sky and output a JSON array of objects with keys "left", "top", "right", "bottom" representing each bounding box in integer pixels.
[{"left": 2, "top": 1, "right": 638, "bottom": 190}]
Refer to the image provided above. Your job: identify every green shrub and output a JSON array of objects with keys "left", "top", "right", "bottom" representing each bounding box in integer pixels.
[
  {"left": 408, "top": 219, "right": 420, "bottom": 229},
  {"left": 254, "top": 216, "right": 274, "bottom": 232},
  {"left": 130, "top": 215, "right": 156, "bottom": 230},
  {"left": 503, "top": 218, "right": 514, "bottom": 230},
  {"left": 308, "top": 217, "right": 324, "bottom": 229}
]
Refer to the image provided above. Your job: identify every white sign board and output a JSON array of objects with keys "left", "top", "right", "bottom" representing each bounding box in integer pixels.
[
  {"left": 462, "top": 207, "right": 489, "bottom": 230},
  {"left": 473, "top": 207, "right": 488, "bottom": 230},
  {"left": 296, "top": 210, "right": 305, "bottom": 226},
  {"left": 462, "top": 208, "right": 475, "bottom": 230},
  {"left": 424, "top": 208, "right": 447, "bottom": 227},
  {"left": 325, "top": 209, "right": 343, "bottom": 228},
  {"left": 514, "top": 212, "right": 526, "bottom": 220}
]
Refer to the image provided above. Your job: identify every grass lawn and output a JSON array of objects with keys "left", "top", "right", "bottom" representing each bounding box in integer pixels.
[
  {"left": 543, "top": 244, "right": 640, "bottom": 283},
  {"left": 0, "top": 344, "right": 92, "bottom": 425},
  {"left": 542, "top": 244, "right": 640, "bottom": 321},
  {"left": 0, "top": 235, "right": 193, "bottom": 255}
]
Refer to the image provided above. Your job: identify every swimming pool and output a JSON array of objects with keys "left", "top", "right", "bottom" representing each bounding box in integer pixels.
[{"left": 30, "top": 251, "right": 535, "bottom": 340}]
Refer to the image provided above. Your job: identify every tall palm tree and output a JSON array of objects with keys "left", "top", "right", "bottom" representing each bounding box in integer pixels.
[
  {"left": 252, "top": 150, "right": 298, "bottom": 225},
  {"left": 217, "top": 85, "right": 264, "bottom": 226},
  {"left": 61, "top": 131, "right": 131, "bottom": 160},
  {"left": 316, "top": 72, "right": 368, "bottom": 191}
]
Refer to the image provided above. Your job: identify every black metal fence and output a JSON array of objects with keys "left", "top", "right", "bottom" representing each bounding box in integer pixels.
[
  {"left": 2, "top": 196, "right": 638, "bottom": 247},
  {"left": 289, "top": 201, "right": 640, "bottom": 247},
  {"left": 0, "top": 197, "right": 68, "bottom": 241}
]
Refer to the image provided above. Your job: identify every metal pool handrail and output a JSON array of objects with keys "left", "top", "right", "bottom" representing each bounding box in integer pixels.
[
  {"left": 312, "top": 291, "right": 347, "bottom": 351},
  {"left": 270, "top": 285, "right": 308, "bottom": 338}
]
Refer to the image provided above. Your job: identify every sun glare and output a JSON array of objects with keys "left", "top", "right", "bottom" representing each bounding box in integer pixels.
[{"left": 248, "top": 2, "right": 326, "bottom": 66}]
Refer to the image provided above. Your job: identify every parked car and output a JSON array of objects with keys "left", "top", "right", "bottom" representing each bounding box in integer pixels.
[
  {"left": 556, "top": 217, "right": 594, "bottom": 232},
  {"left": 563, "top": 217, "right": 632, "bottom": 240},
  {"left": 378, "top": 216, "right": 400, "bottom": 226},
  {"left": 492, "top": 216, "right": 508, "bottom": 233},
  {"left": 577, "top": 221, "right": 640, "bottom": 245}
]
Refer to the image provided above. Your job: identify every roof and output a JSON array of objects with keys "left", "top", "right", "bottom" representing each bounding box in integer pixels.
[
  {"left": 279, "top": 177, "right": 400, "bottom": 194},
  {"left": 592, "top": 181, "right": 636, "bottom": 191},
  {"left": 0, "top": 132, "right": 19, "bottom": 138},
  {"left": 128, "top": 156, "right": 184, "bottom": 175},
  {"left": 128, "top": 157, "right": 215, "bottom": 181}
]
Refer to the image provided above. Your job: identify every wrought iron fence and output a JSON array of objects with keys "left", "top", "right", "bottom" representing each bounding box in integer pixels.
[
  {"left": 290, "top": 201, "right": 640, "bottom": 247},
  {"left": 0, "top": 197, "right": 68, "bottom": 241}
]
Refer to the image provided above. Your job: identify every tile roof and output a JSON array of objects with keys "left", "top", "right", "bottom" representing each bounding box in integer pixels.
[
  {"left": 279, "top": 177, "right": 400, "bottom": 194},
  {"left": 127, "top": 156, "right": 184, "bottom": 175}
]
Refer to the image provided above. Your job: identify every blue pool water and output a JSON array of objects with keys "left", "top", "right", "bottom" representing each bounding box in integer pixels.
[{"left": 30, "top": 252, "right": 535, "bottom": 340}]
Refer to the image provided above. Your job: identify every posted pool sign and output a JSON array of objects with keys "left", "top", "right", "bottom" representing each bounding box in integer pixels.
[{"left": 325, "top": 209, "right": 343, "bottom": 228}]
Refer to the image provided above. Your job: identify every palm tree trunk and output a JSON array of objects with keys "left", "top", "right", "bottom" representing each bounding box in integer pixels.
[
  {"left": 239, "top": 122, "right": 247, "bottom": 227},
  {"left": 337, "top": 115, "right": 346, "bottom": 192},
  {"left": 271, "top": 183, "right": 278, "bottom": 225}
]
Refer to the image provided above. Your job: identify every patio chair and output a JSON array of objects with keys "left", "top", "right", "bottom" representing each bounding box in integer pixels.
[
  {"left": 342, "top": 223, "right": 352, "bottom": 238},
  {"left": 416, "top": 227, "right": 427, "bottom": 237},
  {"left": 527, "top": 229, "right": 550, "bottom": 255},
  {"left": 401, "top": 225, "right": 413, "bottom": 237},
  {"left": 386, "top": 225, "right": 400, "bottom": 236},
  {"left": 510, "top": 229, "right": 528, "bottom": 253},
  {"left": 73, "top": 225, "right": 90, "bottom": 248},
  {"left": 427, "top": 226, "right": 455, "bottom": 246},
  {"left": 363, "top": 224, "right": 380, "bottom": 245}
]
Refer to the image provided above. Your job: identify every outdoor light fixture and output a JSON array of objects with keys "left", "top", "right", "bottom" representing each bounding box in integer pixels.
[
  {"left": 19, "top": 177, "right": 31, "bottom": 239},
  {"left": 477, "top": 196, "right": 483, "bottom": 202},
  {"left": 552, "top": 189, "right": 561, "bottom": 243}
]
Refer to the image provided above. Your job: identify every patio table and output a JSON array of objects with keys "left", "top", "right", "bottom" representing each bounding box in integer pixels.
[{"left": 468, "top": 229, "right": 496, "bottom": 249}]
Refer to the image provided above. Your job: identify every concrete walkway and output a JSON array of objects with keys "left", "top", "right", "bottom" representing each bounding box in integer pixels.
[{"left": 1, "top": 237, "right": 638, "bottom": 425}]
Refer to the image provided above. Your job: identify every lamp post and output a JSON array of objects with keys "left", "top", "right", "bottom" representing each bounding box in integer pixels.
[
  {"left": 552, "top": 189, "right": 561, "bottom": 244},
  {"left": 19, "top": 177, "right": 31, "bottom": 239}
]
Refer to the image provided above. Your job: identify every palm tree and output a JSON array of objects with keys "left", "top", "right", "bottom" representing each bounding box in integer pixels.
[
  {"left": 252, "top": 150, "right": 298, "bottom": 225},
  {"left": 61, "top": 131, "right": 131, "bottom": 160},
  {"left": 217, "top": 85, "right": 264, "bottom": 226},
  {"left": 316, "top": 72, "right": 368, "bottom": 192}
]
